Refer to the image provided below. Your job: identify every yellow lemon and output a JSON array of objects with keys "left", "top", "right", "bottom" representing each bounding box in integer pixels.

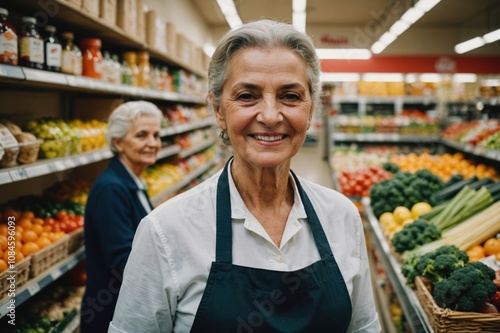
[
  {"left": 411, "top": 202, "right": 432, "bottom": 219},
  {"left": 393, "top": 206, "right": 412, "bottom": 224},
  {"left": 379, "top": 212, "right": 396, "bottom": 226},
  {"left": 402, "top": 218, "right": 414, "bottom": 226}
]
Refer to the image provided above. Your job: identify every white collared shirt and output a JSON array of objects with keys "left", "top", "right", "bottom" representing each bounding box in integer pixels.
[
  {"left": 109, "top": 165, "right": 381, "bottom": 333},
  {"left": 119, "top": 158, "right": 152, "bottom": 214}
]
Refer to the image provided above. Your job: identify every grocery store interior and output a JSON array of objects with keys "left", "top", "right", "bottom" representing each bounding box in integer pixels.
[{"left": 1, "top": 0, "right": 500, "bottom": 332}]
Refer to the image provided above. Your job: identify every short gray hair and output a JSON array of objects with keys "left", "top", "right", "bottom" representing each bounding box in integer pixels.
[
  {"left": 106, "top": 101, "right": 163, "bottom": 153},
  {"left": 208, "top": 19, "right": 321, "bottom": 113}
]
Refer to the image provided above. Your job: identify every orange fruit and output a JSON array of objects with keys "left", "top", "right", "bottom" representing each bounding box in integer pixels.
[
  {"left": 33, "top": 217, "right": 44, "bottom": 225},
  {"left": 32, "top": 224, "right": 43, "bottom": 236},
  {"left": 0, "top": 259, "right": 7, "bottom": 272},
  {"left": 3, "top": 248, "right": 24, "bottom": 263},
  {"left": 21, "top": 242, "right": 40, "bottom": 257},
  {"left": 0, "top": 235, "right": 7, "bottom": 251},
  {"left": 19, "top": 218, "right": 33, "bottom": 230},
  {"left": 483, "top": 238, "right": 500, "bottom": 256},
  {"left": 15, "top": 251, "right": 25, "bottom": 262},
  {"left": 0, "top": 224, "right": 8, "bottom": 235},
  {"left": 22, "top": 230, "right": 38, "bottom": 243},
  {"left": 3, "top": 207, "right": 20, "bottom": 221},
  {"left": 20, "top": 210, "right": 35, "bottom": 220},
  {"left": 43, "top": 225, "right": 52, "bottom": 233},
  {"left": 36, "top": 237, "right": 51, "bottom": 249}
]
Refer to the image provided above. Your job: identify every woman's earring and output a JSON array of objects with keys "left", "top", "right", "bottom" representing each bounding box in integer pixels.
[{"left": 220, "top": 130, "right": 229, "bottom": 141}]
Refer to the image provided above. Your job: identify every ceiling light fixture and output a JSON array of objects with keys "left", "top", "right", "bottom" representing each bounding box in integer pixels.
[
  {"left": 370, "top": 0, "right": 441, "bottom": 54},
  {"left": 320, "top": 72, "right": 361, "bottom": 82},
  {"left": 216, "top": 0, "right": 242, "bottom": 29},
  {"left": 316, "top": 48, "right": 372, "bottom": 60},
  {"left": 363, "top": 73, "right": 404, "bottom": 82},
  {"left": 420, "top": 73, "right": 441, "bottom": 82},
  {"left": 292, "top": 0, "right": 307, "bottom": 32},
  {"left": 452, "top": 73, "right": 477, "bottom": 83},
  {"left": 483, "top": 28, "right": 500, "bottom": 43},
  {"left": 454, "top": 36, "right": 486, "bottom": 54}
]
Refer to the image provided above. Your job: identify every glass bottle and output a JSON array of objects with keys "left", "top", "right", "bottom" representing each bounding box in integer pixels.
[
  {"left": 61, "top": 31, "right": 75, "bottom": 74},
  {"left": 137, "top": 51, "right": 151, "bottom": 88},
  {"left": 19, "top": 17, "right": 44, "bottom": 69},
  {"left": 101, "top": 50, "right": 112, "bottom": 82},
  {"left": 122, "top": 51, "right": 139, "bottom": 86},
  {"left": 111, "top": 54, "right": 121, "bottom": 84},
  {"left": 81, "top": 38, "right": 102, "bottom": 79},
  {"left": 0, "top": 8, "right": 18, "bottom": 65},
  {"left": 121, "top": 59, "right": 132, "bottom": 85},
  {"left": 44, "top": 25, "right": 62, "bottom": 72},
  {"left": 73, "top": 43, "right": 82, "bottom": 76}
]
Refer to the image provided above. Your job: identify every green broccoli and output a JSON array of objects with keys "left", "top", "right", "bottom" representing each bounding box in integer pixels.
[
  {"left": 433, "top": 261, "right": 497, "bottom": 312},
  {"left": 391, "top": 219, "right": 441, "bottom": 253},
  {"left": 401, "top": 245, "right": 469, "bottom": 285},
  {"left": 382, "top": 162, "right": 400, "bottom": 174}
]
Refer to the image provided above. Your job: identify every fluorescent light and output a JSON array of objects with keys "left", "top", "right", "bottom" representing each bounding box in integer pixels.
[
  {"left": 454, "top": 36, "right": 485, "bottom": 54},
  {"left": 420, "top": 73, "right": 441, "bottom": 82},
  {"left": 453, "top": 74, "right": 477, "bottom": 83},
  {"left": 316, "top": 48, "right": 371, "bottom": 60},
  {"left": 405, "top": 74, "right": 418, "bottom": 83},
  {"left": 379, "top": 32, "right": 397, "bottom": 45},
  {"left": 293, "top": 11, "right": 306, "bottom": 32},
  {"left": 217, "top": 0, "right": 242, "bottom": 29},
  {"left": 483, "top": 28, "right": 500, "bottom": 43},
  {"left": 371, "top": 41, "right": 387, "bottom": 54},
  {"left": 363, "top": 73, "right": 404, "bottom": 82},
  {"left": 482, "top": 79, "right": 500, "bottom": 86},
  {"left": 401, "top": 7, "right": 425, "bottom": 24},
  {"left": 390, "top": 20, "right": 410, "bottom": 36},
  {"left": 320, "top": 72, "right": 360, "bottom": 82},
  {"left": 293, "top": 0, "right": 307, "bottom": 12},
  {"left": 415, "top": 0, "right": 441, "bottom": 12}
]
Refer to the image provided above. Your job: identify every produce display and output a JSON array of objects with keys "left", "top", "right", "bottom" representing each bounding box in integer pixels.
[
  {"left": 442, "top": 120, "right": 500, "bottom": 150},
  {"left": 336, "top": 165, "right": 394, "bottom": 197}
]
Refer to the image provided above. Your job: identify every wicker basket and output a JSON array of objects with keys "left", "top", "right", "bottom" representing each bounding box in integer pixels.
[
  {"left": 0, "top": 257, "right": 31, "bottom": 303},
  {"left": 67, "top": 228, "right": 84, "bottom": 254},
  {"left": 415, "top": 276, "right": 500, "bottom": 332},
  {"left": 29, "top": 235, "right": 69, "bottom": 278}
]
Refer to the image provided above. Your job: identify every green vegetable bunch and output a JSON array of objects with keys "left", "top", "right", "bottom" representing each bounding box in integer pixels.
[
  {"left": 370, "top": 169, "right": 444, "bottom": 218},
  {"left": 433, "top": 261, "right": 497, "bottom": 312},
  {"left": 381, "top": 162, "right": 400, "bottom": 174},
  {"left": 391, "top": 219, "right": 441, "bottom": 253},
  {"left": 401, "top": 245, "right": 468, "bottom": 286}
]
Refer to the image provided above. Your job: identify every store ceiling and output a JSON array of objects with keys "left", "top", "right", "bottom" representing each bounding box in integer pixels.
[{"left": 189, "top": 0, "right": 500, "bottom": 55}]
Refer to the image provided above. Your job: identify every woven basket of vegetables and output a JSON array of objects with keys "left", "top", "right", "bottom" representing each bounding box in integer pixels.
[{"left": 415, "top": 274, "right": 500, "bottom": 333}]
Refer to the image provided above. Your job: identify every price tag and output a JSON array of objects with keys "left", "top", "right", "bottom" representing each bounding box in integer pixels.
[
  {"left": 54, "top": 161, "right": 66, "bottom": 171},
  {"left": 0, "top": 64, "right": 24, "bottom": 79},
  {"left": 27, "top": 283, "right": 41, "bottom": 296},
  {"left": 25, "top": 164, "right": 50, "bottom": 178},
  {"left": 79, "top": 155, "right": 90, "bottom": 164},
  {"left": 485, "top": 149, "right": 498, "bottom": 160},
  {"left": 9, "top": 168, "right": 28, "bottom": 181},
  {"left": 66, "top": 75, "right": 77, "bottom": 86},
  {"left": 0, "top": 171, "right": 12, "bottom": 184},
  {"left": 50, "top": 268, "right": 62, "bottom": 280},
  {"left": 64, "top": 158, "right": 76, "bottom": 169}
]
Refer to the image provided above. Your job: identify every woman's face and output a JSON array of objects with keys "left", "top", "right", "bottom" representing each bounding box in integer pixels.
[
  {"left": 114, "top": 115, "right": 161, "bottom": 174},
  {"left": 213, "top": 47, "right": 314, "bottom": 169}
]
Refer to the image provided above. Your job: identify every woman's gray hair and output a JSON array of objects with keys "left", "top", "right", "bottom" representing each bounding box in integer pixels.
[
  {"left": 105, "top": 101, "right": 163, "bottom": 153},
  {"left": 208, "top": 19, "right": 321, "bottom": 114}
]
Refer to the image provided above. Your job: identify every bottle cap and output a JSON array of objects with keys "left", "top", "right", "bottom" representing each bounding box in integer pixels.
[
  {"left": 62, "top": 32, "right": 74, "bottom": 39},
  {"left": 22, "top": 16, "right": 37, "bottom": 24},
  {"left": 123, "top": 51, "right": 137, "bottom": 63},
  {"left": 137, "top": 51, "right": 150, "bottom": 61},
  {"left": 0, "top": 8, "right": 8, "bottom": 16},
  {"left": 45, "top": 25, "right": 56, "bottom": 33},
  {"left": 80, "top": 38, "right": 102, "bottom": 48}
]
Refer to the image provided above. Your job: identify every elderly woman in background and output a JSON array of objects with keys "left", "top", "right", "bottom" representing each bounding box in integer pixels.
[
  {"left": 81, "top": 100, "right": 163, "bottom": 333},
  {"left": 109, "top": 20, "right": 381, "bottom": 333}
]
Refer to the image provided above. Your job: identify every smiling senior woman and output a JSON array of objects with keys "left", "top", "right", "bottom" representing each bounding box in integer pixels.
[
  {"left": 81, "top": 100, "right": 162, "bottom": 333},
  {"left": 109, "top": 20, "right": 381, "bottom": 333}
]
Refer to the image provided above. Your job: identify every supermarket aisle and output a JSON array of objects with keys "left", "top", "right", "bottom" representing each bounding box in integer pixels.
[{"left": 291, "top": 128, "right": 334, "bottom": 189}]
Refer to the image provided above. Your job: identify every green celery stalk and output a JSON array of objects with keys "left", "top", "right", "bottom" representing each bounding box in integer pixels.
[
  {"left": 430, "top": 186, "right": 475, "bottom": 231},
  {"left": 446, "top": 186, "right": 494, "bottom": 228}
]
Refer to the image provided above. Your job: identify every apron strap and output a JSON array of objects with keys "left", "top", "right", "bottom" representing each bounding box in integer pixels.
[
  {"left": 215, "top": 157, "right": 334, "bottom": 263},
  {"left": 290, "top": 170, "right": 334, "bottom": 260}
]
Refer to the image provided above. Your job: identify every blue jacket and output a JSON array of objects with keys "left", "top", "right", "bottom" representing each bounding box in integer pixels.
[{"left": 80, "top": 156, "right": 153, "bottom": 332}]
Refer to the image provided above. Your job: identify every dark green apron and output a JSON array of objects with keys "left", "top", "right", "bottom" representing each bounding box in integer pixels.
[{"left": 190, "top": 159, "right": 352, "bottom": 332}]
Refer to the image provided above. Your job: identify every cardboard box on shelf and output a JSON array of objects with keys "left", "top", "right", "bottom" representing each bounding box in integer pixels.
[
  {"left": 62, "top": 0, "right": 82, "bottom": 8},
  {"left": 166, "top": 22, "right": 176, "bottom": 57},
  {"left": 176, "top": 33, "right": 191, "bottom": 62},
  {"left": 99, "top": 0, "right": 117, "bottom": 26},
  {"left": 136, "top": 0, "right": 145, "bottom": 41},
  {"left": 117, "top": 0, "right": 138, "bottom": 37},
  {"left": 146, "top": 10, "right": 167, "bottom": 52},
  {"left": 82, "top": 0, "right": 99, "bottom": 17}
]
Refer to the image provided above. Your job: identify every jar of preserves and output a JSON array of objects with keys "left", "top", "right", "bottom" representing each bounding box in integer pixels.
[
  {"left": 0, "top": 8, "right": 18, "bottom": 65},
  {"left": 44, "top": 25, "right": 62, "bottom": 72},
  {"left": 61, "top": 32, "right": 75, "bottom": 74},
  {"left": 19, "top": 16, "right": 44, "bottom": 69},
  {"left": 81, "top": 38, "right": 102, "bottom": 79},
  {"left": 123, "top": 51, "right": 139, "bottom": 86}
]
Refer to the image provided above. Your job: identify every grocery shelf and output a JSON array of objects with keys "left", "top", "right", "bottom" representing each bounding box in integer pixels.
[
  {"left": 7, "top": 0, "right": 206, "bottom": 77},
  {"left": 332, "top": 133, "right": 439, "bottom": 142},
  {"left": 362, "top": 198, "right": 434, "bottom": 333},
  {"left": 0, "top": 64, "right": 206, "bottom": 104},
  {"left": 61, "top": 313, "right": 80, "bottom": 333},
  {"left": 150, "top": 155, "right": 221, "bottom": 207},
  {"left": 157, "top": 144, "right": 182, "bottom": 160},
  {"left": 179, "top": 139, "right": 216, "bottom": 159},
  {"left": 0, "top": 247, "right": 85, "bottom": 318},
  {"left": 0, "top": 148, "right": 114, "bottom": 185},
  {"left": 160, "top": 118, "right": 215, "bottom": 137},
  {"left": 440, "top": 138, "right": 500, "bottom": 162}
]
